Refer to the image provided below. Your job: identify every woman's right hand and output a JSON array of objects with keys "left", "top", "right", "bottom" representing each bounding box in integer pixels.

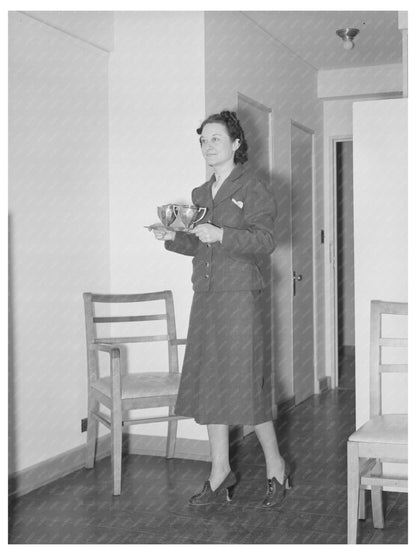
[{"left": 153, "top": 229, "right": 176, "bottom": 241}]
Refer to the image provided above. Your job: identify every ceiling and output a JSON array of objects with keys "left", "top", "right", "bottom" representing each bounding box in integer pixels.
[{"left": 243, "top": 11, "right": 403, "bottom": 70}]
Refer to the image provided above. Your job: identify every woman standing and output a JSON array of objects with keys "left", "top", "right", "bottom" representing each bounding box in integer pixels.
[{"left": 153, "top": 110, "right": 290, "bottom": 507}]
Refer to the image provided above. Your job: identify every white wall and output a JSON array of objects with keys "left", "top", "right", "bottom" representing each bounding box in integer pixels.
[
  {"left": 108, "top": 12, "right": 207, "bottom": 440},
  {"left": 353, "top": 98, "right": 407, "bottom": 428},
  {"left": 9, "top": 12, "right": 111, "bottom": 472},
  {"left": 24, "top": 10, "right": 114, "bottom": 51}
]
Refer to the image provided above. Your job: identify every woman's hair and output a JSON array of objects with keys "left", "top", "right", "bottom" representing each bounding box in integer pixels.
[{"left": 196, "top": 110, "right": 248, "bottom": 164}]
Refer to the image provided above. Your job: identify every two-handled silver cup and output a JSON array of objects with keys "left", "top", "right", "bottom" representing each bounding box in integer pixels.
[
  {"left": 176, "top": 205, "right": 207, "bottom": 230},
  {"left": 157, "top": 204, "right": 178, "bottom": 228}
]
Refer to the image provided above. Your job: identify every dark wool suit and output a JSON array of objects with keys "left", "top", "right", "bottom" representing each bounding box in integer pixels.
[{"left": 165, "top": 164, "right": 277, "bottom": 425}]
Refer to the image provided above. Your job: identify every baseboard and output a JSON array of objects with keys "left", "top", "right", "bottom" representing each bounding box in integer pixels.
[
  {"left": 8, "top": 435, "right": 111, "bottom": 498},
  {"left": 9, "top": 433, "right": 210, "bottom": 498},
  {"left": 277, "top": 396, "right": 296, "bottom": 414},
  {"left": 319, "top": 376, "right": 332, "bottom": 393}
]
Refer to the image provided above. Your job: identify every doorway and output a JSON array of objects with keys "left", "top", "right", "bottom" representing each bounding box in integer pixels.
[
  {"left": 334, "top": 139, "right": 355, "bottom": 390},
  {"left": 290, "top": 121, "right": 316, "bottom": 405}
]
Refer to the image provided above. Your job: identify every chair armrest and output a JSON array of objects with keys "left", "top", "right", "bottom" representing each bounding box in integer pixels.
[{"left": 89, "top": 343, "right": 121, "bottom": 356}]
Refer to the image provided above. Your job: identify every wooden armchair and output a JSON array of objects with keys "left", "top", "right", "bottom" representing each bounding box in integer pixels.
[
  {"left": 347, "top": 300, "right": 408, "bottom": 543},
  {"left": 83, "top": 290, "right": 188, "bottom": 495}
]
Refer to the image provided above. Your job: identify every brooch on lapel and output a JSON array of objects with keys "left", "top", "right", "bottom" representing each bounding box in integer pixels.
[{"left": 231, "top": 198, "right": 244, "bottom": 209}]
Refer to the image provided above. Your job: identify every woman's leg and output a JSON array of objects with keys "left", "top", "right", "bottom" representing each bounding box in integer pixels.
[
  {"left": 254, "top": 420, "right": 285, "bottom": 482},
  {"left": 207, "top": 424, "right": 231, "bottom": 490}
]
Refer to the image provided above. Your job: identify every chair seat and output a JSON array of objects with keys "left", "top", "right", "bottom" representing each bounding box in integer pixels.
[
  {"left": 91, "top": 372, "right": 181, "bottom": 400},
  {"left": 349, "top": 414, "right": 407, "bottom": 444}
]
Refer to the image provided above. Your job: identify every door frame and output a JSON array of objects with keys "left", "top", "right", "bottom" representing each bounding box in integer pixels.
[
  {"left": 290, "top": 119, "right": 318, "bottom": 397},
  {"left": 327, "top": 135, "right": 353, "bottom": 389}
]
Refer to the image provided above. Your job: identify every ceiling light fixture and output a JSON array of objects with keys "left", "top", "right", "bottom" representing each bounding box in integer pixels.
[{"left": 336, "top": 27, "right": 360, "bottom": 50}]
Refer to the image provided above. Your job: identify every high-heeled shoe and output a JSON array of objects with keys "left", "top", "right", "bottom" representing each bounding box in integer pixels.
[
  {"left": 261, "top": 461, "right": 292, "bottom": 508},
  {"left": 188, "top": 471, "right": 238, "bottom": 506}
]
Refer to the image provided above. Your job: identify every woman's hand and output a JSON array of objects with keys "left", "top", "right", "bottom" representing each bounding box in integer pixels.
[
  {"left": 153, "top": 229, "right": 176, "bottom": 241},
  {"left": 191, "top": 223, "right": 223, "bottom": 244}
]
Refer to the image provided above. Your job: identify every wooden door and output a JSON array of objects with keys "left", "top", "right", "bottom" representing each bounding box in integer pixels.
[
  {"left": 291, "top": 121, "right": 315, "bottom": 404},
  {"left": 237, "top": 94, "right": 274, "bottom": 422}
]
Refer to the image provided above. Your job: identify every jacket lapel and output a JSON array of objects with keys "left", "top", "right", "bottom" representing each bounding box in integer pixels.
[
  {"left": 212, "top": 164, "right": 245, "bottom": 206},
  {"left": 193, "top": 180, "right": 213, "bottom": 210}
]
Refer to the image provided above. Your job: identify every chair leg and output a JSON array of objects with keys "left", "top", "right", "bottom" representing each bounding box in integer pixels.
[
  {"left": 85, "top": 397, "right": 99, "bottom": 469},
  {"left": 166, "top": 411, "right": 178, "bottom": 459},
  {"left": 358, "top": 487, "right": 366, "bottom": 520},
  {"left": 111, "top": 403, "right": 123, "bottom": 496},
  {"left": 370, "top": 460, "right": 384, "bottom": 529},
  {"left": 347, "top": 441, "right": 360, "bottom": 544},
  {"left": 371, "top": 486, "right": 384, "bottom": 529}
]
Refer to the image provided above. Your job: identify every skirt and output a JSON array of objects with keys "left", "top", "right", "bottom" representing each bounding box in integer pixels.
[{"left": 174, "top": 290, "right": 273, "bottom": 425}]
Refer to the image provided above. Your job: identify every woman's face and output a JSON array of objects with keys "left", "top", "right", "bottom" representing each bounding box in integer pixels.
[{"left": 199, "top": 122, "right": 240, "bottom": 169}]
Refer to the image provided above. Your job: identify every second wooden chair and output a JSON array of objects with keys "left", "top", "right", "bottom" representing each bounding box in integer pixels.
[{"left": 347, "top": 300, "right": 408, "bottom": 543}]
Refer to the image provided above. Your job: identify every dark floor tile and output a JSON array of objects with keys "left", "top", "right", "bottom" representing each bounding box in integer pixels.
[
  {"left": 368, "top": 528, "right": 408, "bottom": 544},
  {"left": 9, "top": 383, "right": 407, "bottom": 544}
]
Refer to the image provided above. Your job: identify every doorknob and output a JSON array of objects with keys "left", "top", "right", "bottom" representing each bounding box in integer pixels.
[{"left": 293, "top": 271, "right": 303, "bottom": 296}]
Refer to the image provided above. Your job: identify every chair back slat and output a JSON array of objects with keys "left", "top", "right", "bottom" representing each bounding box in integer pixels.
[
  {"left": 374, "top": 300, "right": 408, "bottom": 315},
  {"left": 379, "top": 338, "right": 407, "bottom": 347},
  {"left": 93, "top": 314, "right": 167, "bottom": 323},
  {"left": 90, "top": 292, "right": 169, "bottom": 303},
  {"left": 370, "top": 299, "right": 408, "bottom": 417},
  {"left": 380, "top": 364, "right": 408, "bottom": 374},
  {"left": 94, "top": 335, "right": 170, "bottom": 344}
]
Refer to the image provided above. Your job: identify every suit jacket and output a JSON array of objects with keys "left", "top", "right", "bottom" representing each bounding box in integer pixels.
[{"left": 165, "top": 164, "right": 277, "bottom": 292}]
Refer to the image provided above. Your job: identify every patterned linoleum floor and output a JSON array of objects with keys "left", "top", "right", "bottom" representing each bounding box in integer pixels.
[{"left": 9, "top": 388, "right": 407, "bottom": 544}]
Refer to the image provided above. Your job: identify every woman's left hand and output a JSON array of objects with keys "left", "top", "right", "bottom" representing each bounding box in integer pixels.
[{"left": 191, "top": 223, "right": 224, "bottom": 244}]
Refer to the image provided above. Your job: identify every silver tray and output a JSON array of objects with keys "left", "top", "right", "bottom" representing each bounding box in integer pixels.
[{"left": 144, "top": 223, "right": 189, "bottom": 232}]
